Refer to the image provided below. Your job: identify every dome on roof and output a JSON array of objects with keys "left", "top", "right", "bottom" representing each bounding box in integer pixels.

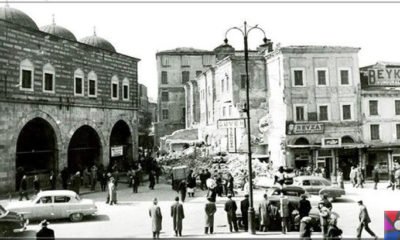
[
  {"left": 40, "top": 23, "right": 77, "bottom": 41},
  {"left": 0, "top": 5, "right": 38, "bottom": 30},
  {"left": 80, "top": 34, "right": 116, "bottom": 52}
]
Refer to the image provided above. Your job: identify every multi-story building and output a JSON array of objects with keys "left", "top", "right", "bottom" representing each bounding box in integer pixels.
[
  {"left": 0, "top": 6, "right": 139, "bottom": 192},
  {"left": 155, "top": 48, "right": 215, "bottom": 144},
  {"left": 360, "top": 62, "right": 400, "bottom": 179},
  {"left": 266, "top": 46, "right": 362, "bottom": 178}
]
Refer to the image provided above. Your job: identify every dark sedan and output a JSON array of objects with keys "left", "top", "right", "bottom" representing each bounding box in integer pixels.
[{"left": 0, "top": 205, "right": 28, "bottom": 237}]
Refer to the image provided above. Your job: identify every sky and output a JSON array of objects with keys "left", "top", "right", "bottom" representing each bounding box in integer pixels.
[{"left": 8, "top": 1, "right": 400, "bottom": 100}]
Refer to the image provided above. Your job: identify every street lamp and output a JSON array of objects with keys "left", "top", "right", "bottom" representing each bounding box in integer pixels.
[{"left": 224, "top": 21, "right": 270, "bottom": 235}]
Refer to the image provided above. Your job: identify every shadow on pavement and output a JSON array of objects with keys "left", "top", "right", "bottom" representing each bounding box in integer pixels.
[
  {"left": 334, "top": 198, "right": 355, "bottom": 203},
  {"left": 27, "top": 214, "right": 110, "bottom": 225}
]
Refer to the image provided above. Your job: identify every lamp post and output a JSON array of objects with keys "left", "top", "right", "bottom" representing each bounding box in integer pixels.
[{"left": 224, "top": 21, "right": 269, "bottom": 235}]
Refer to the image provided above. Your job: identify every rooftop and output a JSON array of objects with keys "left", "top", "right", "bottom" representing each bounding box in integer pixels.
[
  {"left": 278, "top": 45, "right": 360, "bottom": 54},
  {"left": 157, "top": 47, "right": 214, "bottom": 55},
  {"left": 360, "top": 61, "right": 400, "bottom": 69}
]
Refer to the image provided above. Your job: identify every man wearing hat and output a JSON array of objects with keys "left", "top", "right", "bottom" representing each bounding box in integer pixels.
[
  {"left": 240, "top": 194, "right": 249, "bottom": 231},
  {"left": 357, "top": 200, "right": 377, "bottom": 239},
  {"left": 204, "top": 197, "right": 217, "bottom": 234},
  {"left": 319, "top": 194, "right": 332, "bottom": 211},
  {"left": 224, "top": 194, "right": 238, "bottom": 232},
  {"left": 36, "top": 220, "right": 55, "bottom": 240},
  {"left": 299, "top": 194, "right": 311, "bottom": 220}
]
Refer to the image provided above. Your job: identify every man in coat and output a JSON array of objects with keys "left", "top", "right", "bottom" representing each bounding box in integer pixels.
[
  {"left": 71, "top": 171, "right": 81, "bottom": 194},
  {"left": 36, "top": 220, "right": 55, "bottom": 240},
  {"left": 171, "top": 196, "right": 184, "bottom": 237},
  {"left": 258, "top": 193, "right": 270, "bottom": 232},
  {"left": 205, "top": 197, "right": 217, "bottom": 234},
  {"left": 357, "top": 200, "right": 377, "bottom": 239},
  {"left": 149, "top": 198, "right": 162, "bottom": 239},
  {"left": 224, "top": 194, "right": 238, "bottom": 232},
  {"left": 19, "top": 175, "right": 29, "bottom": 201},
  {"left": 280, "top": 193, "right": 290, "bottom": 234},
  {"left": 372, "top": 165, "right": 380, "bottom": 190},
  {"left": 240, "top": 194, "right": 249, "bottom": 231},
  {"left": 178, "top": 180, "right": 187, "bottom": 202},
  {"left": 299, "top": 194, "right": 312, "bottom": 219},
  {"left": 106, "top": 177, "right": 117, "bottom": 205}
]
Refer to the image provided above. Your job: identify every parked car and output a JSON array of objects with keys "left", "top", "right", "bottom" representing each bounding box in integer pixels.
[
  {"left": 293, "top": 176, "right": 345, "bottom": 201},
  {"left": 5, "top": 190, "right": 97, "bottom": 222},
  {"left": 236, "top": 186, "right": 324, "bottom": 231},
  {"left": 0, "top": 204, "right": 28, "bottom": 237}
]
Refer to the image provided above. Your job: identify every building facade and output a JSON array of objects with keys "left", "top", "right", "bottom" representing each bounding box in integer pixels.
[
  {"left": 0, "top": 6, "right": 139, "bottom": 192},
  {"left": 155, "top": 48, "right": 215, "bottom": 145},
  {"left": 266, "top": 46, "right": 362, "bottom": 179}
]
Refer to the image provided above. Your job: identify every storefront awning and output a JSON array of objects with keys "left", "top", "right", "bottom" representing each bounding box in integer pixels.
[{"left": 287, "top": 145, "right": 320, "bottom": 149}]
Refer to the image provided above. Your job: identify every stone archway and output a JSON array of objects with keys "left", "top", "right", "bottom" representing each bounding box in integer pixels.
[{"left": 109, "top": 120, "right": 133, "bottom": 170}]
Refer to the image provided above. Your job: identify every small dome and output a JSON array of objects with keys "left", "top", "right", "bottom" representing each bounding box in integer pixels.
[
  {"left": 80, "top": 34, "right": 116, "bottom": 52},
  {"left": 0, "top": 5, "right": 38, "bottom": 30},
  {"left": 40, "top": 24, "right": 77, "bottom": 41}
]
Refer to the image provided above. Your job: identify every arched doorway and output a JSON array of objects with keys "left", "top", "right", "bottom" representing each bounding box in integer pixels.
[
  {"left": 339, "top": 135, "right": 359, "bottom": 180},
  {"left": 293, "top": 137, "right": 310, "bottom": 169},
  {"left": 109, "top": 120, "right": 132, "bottom": 171},
  {"left": 15, "top": 117, "right": 58, "bottom": 190},
  {"left": 68, "top": 126, "right": 102, "bottom": 173}
]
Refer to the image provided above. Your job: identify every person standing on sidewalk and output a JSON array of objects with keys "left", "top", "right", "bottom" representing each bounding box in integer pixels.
[
  {"left": 49, "top": 171, "right": 56, "bottom": 190},
  {"left": 200, "top": 170, "right": 207, "bottom": 190},
  {"left": 171, "top": 196, "right": 184, "bottom": 237},
  {"left": 240, "top": 194, "right": 249, "bottom": 231},
  {"left": 149, "top": 198, "right": 162, "bottom": 239},
  {"left": 258, "top": 194, "right": 270, "bottom": 232},
  {"left": 19, "top": 175, "right": 29, "bottom": 201},
  {"left": 299, "top": 194, "right": 311, "bottom": 219},
  {"left": 372, "top": 165, "right": 380, "bottom": 190},
  {"left": 356, "top": 167, "right": 364, "bottom": 188},
  {"left": 279, "top": 193, "right": 290, "bottom": 234},
  {"left": 178, "top": 180, "right": 187, "bottom": 202},
  {"left": 224, "top": 194, "right": 238, "bottom": 232},
  {"left": 356, "top": 200, "right": 378, "bottom": 239},
  {"left": 90, "top": 165, "right": 98, "bottom": 191},
  {"left": 149, "top": 170, "right": 156, "bottom": 190},
  {"left": 33, "top": 175, "right": 40, "bottom": 194},
  {"left": 349, "top": 166, "right": 356, "bottom": 187},
  {"left": 388, "top": 171, "right": 395, "bottom": 191},
  {"left": 204, "top": 197, "right": 217, "bottom": 234}
]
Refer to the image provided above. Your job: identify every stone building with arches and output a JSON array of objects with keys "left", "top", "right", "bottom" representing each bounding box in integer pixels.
[{"left": 0, "top": 6, "right": 139, "bottom": 192}]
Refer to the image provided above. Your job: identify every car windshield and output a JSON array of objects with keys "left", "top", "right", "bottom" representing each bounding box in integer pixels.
[{"left": 267, "top": 188, "right": 303, "bottom": 197}]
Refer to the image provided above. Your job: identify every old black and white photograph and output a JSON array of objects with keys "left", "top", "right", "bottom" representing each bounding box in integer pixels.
[{"left": 0, "top": 0, "right": 400, "bottom": 239}]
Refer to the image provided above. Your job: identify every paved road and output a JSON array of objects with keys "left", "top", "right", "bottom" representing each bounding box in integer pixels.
[{"left": 2, "top": 180, "right": 394, "bottom": 238}]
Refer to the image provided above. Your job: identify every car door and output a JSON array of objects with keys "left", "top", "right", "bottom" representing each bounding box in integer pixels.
[
  {"left": 32, "top": 196, "right": 55, "bottom": 220},
  {"left": 53, "top": 196, "right": 72, "bottom": 219},
  {"left": 301, "top": 180, "right": 313, "bottom": 194},
  {"left": 310, "top": 180, "right": 323, "bottom": 194}
]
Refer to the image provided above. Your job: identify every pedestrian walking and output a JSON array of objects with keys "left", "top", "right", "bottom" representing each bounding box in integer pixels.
[
  {"left": 106, "top": 177, "right": 117, "bottom": 205},
  {"left": 356, "top": 167, "right": 364, "bottom": 188},
  {"left": 205, "top": 197, "right": 217, "bottom": 234},
  {"left": 171, "top": 196, "right": 184, "bottom": 237},
  {"left": 71, "top": 171, "right": 81, "bottom": 194},
  {"left": 33, "top": 175, "right": 40, "bottom": 194},
  {"left": 36, "top": 220, "right": 55, "bottom": 240},
  {"left": 200, "top": 169, "right": 207, "bottom": 190},
  {"left": 90, "top": 165, "right": 98, "bottom": 191},
  {"left": 60, "top": 167, "right": 69, "bottom": 190},
  {"left": 49, "top": 171, "right": 56, "bottom": 190},
  {"left": 132, "top": 170, "right": 139, "bottom": 193},
  {"left": 356, "top": 200, "right": 377, "bottom": 239},
  {"left": 299, "top": 194, "right": 312, "bottom": 219},
  {"left": 258, "top": 193, "right": 270, "bottom": 232},
  {"left": 327, "top": 217, "right": 343, "bottom": 240},
  {"left": 83, "top": 167, "right": 90, "bottom": 188},
  {"left": 149, "top": 170, "right": 156, "bottom": 190},
  {"left": 226, "top": 173, "right": 235, "bottom": 197},
  {"left": 337, "top": 170, "right": 344, "bottom": 189},
  {"left": 187, "top": 170, "right": 196, "bottom": 197},
  {"left": 224, "top": 194, "right": 238, "bottom": 232},
  {"left": 149, "top": 198, "right": 162, "bottom": 239},
  {"left": 350, "top": 166, "right": 357, "bottom": 187},
  {"left": 388, "top": 171, "right": 395, "bottom": 191},
  {"left": 178, "top": 180, "right": 187, "bottom": 202},
  {"left": 99, "top": 171, "right": 107, "bottom": 192},
  {"left": 372, "top": 165, "right": 379, "bottom": 190},
  {"left": 240, "top": 194, "right": 249, "bottom": 231},
  {"left": 112, "top": 170, "right": 119, "bottom": 189},
  {"left": 19, "top": 175, "right": 29, "bottom": 201},
  {"left": 216, "top": 174, "right": 223, "bottom": 197},
  {"left": 279, "top": 193, "right": 290, "bottom": 234},
  {"left": 299, "top": 216, "right": 312, "bottom": 240},
  {"left": 318, "top": 202, "right": 331, "bottom": 240}
]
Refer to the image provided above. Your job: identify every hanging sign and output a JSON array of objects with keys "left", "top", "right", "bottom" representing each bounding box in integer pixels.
[{"left": 111, "top": 146, "right": 123, "bottom": 157}]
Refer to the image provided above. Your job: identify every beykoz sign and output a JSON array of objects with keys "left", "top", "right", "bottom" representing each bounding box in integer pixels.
[
  {"left": 286, "top": 122, "right": 324, "bottom": 135},
  {"left": 367, "top": 68, "right": 400, "bottom": 86}
]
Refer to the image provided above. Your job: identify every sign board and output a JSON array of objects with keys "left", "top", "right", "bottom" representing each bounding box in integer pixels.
[
  {"left": 227, "top": 128, "right": 237, "bottom": 153},
  {"left": 217, "top": 118, "right": 246, "bottom": 129},
  {"left": 321, "top": 138, "right": 341, "bottom": 148},
  {"left": 258, "top": 116, "right": 269, "bottom": 133},
  {"left": 111, "top": 146, "right": 123, "bottom": 157},
  {"left": 367, "top": 68, "right": 400, "bottom": 86},
  {"left": 286, "top": 122, "right": 324, "bottom": 135}
]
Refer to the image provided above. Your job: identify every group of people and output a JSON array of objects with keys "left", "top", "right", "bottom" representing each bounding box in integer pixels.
[{"left": 349, "top": 166, "right": 366, "bottom": 188}]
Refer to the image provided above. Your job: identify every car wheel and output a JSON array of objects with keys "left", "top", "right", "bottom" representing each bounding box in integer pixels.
[{"left": 69, "top": 213, "right": 83, "bottom": 222}]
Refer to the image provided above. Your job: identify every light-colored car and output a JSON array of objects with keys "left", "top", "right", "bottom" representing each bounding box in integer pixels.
[
  {"left": 5, "top": 190, "right": 97, "bottom": 222},
  {"left": 293, "top": 176, "right": 345, "bottom": 201}
]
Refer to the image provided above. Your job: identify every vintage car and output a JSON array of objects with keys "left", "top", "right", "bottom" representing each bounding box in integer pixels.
[
  {"left": 293, "top": 176, "right": 345, "bottom": 201},
  {"left": 0, "top": 205, "right": 28, "bottom": 237},
  {"left": 5, "top": 190, "right": 97, "bottom": 222}
]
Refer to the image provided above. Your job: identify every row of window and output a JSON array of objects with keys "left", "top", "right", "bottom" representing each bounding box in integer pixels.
[
  {"left": 294, "top": 103, "right": 354, "bottom": 122},
  {"left": 19, "top": 59, "right": 130, "bottom": 100},
  {"left": 292, "top": 67, "right": 352, "bottom": 87},
  {"left": 368, "top": 100, "right": 400, "bottom": 116},
  {"left": 160, "top": 55, "right": 213, "bottom": 67},
  {"left": 369, "top": 124, "right": 400, "bottom": 141},
  {"left": 161, "top": 70, "right": 203, "bottom": 85}
]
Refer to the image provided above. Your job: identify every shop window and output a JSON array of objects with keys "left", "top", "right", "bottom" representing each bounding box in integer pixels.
[
  {"left": 370, "top": 124, "right": 380, "bottom": 140},
  {"left": 162, "top": 109, "right": 169, "bottom": 120},
  {"left": 74, "top": 69, "right": 84, "bottom": 96},
  {"left": 161, "top": 71, "right": 168, "bottom": 84},
  {"left": 182, "top": 71, "right": 189, "bottom": 84},
  {"left": 369, "top": 100, "right": 378, "bottom": 116},
  {"left": 292, "top": 69, "right": 305, "bottom": 87},
  {"left": 20, "top": 59, "right": 34, "bottom": 91}
]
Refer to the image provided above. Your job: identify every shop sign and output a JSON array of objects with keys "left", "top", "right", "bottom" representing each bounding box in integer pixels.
[
  {"left": 321, "top": 138, "right": 341, "bottom": 148},
  {"left": 367, "top": 68, "right": 400, "bottom": 86},
  {"left": 217, "top": 118, "right": 246, "bottom": 129},
  {"left": 227, "top": 128, "right": 237, "bottom": 153},
  {"left": 111, "top": 146, "right": 123, "bottom": 157},
  {"left": 286, "top": 122, "right": 324, "bottom": 135},
  {"left": 258, "top": 116, "right": 270, "bottom": 133}
]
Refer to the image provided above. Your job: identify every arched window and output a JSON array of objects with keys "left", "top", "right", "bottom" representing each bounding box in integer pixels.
[
  {"left": 20, "top": 59, "right": 34, "bottom": 91},
  {"left": 122, "top": 78, "right": 129, "bottom": 101},
  {"left": 74, "top": 69, "right": 85, "bottom": 96},
  {"left": 294, "top": 137, "right": 310, "bottom": 145},
  {"left": 88, "top": 71, "right": 97, "bottom": 97},
  {"left": 43, "top": 63, "right": 55, "bottom": 93},
  {"left": 111, "top": 75, "right": 119, "bottom": 100}
]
